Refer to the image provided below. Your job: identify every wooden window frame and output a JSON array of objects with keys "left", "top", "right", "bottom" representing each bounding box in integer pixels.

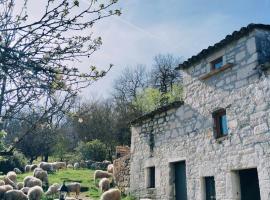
[{"left": 212, "top": 109, "right": 228, "bottom": 139}]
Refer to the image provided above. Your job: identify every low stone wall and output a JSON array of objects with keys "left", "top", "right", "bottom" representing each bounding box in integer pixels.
[
  {"left": 113, "top": 154, "right": 130, "bottom": 193},
  {"left": 84, "top": 160, "right": 111, "bottom": 170}
]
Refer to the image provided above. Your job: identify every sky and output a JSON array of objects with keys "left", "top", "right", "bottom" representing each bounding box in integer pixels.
[{"left": 24, "top": 0, "right": 270, "bottom": 99}]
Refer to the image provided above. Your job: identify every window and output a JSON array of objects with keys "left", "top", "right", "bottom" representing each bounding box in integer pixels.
[
  {"left": 147, "top": 167, "right": 155, "bottom": 188},
  {"left": 211, "top": 57, "right": 223, "bottom": 70},
  {"left": 212, "top": 109, "right": 228, "bottom": 138}
]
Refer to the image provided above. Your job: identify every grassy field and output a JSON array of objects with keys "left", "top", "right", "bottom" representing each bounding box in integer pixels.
[{"left": 16, "top": 169, "right": 134, "bottom": 200}]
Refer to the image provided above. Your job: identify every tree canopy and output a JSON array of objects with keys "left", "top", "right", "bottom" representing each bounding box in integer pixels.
[{"left": 0, "top": 0, "right": 120, "bottom": 154}]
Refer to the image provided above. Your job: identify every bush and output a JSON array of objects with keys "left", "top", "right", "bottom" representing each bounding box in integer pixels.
[
  {"left": 0, "top": 151, "right": 27, "bottom": 174},
  {"left": 76, "top": 139, "right": 107, "bottom": 162}
]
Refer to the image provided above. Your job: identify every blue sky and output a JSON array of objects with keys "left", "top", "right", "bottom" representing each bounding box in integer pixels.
[
  {"left": 85, "top": 0, "right": 270, "bottom": 98},
  {"left": 26, "top": 0, "right": 270, "bottom": 98}
]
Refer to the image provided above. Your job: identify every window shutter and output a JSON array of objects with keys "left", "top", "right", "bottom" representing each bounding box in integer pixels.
[{"left": 221, "top": 115, "right": 228, "bottom": 135}]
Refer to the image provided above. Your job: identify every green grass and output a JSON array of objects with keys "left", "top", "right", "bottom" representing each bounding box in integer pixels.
[{"left": 16, "top": 169, "right": 135, "bottom": 200}]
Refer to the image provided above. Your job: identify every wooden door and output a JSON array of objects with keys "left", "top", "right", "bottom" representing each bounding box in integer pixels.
[
  {"left": 175, "top": 161, "right": 187, "bottom": 200},
  {"left": 239, "top": 169, "right": 261, "bottom": 200}
]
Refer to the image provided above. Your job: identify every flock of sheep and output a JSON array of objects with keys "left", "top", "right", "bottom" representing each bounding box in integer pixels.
[
  {"left": 0, "top": 161, "right": 121, "bottom": 200},
  {"left": 95, "top": 163, "right": 121, "bottom": 200}
]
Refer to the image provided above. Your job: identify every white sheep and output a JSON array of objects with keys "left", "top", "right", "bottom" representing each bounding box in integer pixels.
[
  {"left": 94, "top": 170, "right": 112, "bottom": 183},
  {"left": 17, "top": 182, "right": 24, "bottom": 190},
  {"left": 7, "top": 171, "right": 17, "bottom": 183},
  {"left": 100, "top": 188, "right": 121, "bottom": 200},
  {"left": 20, "top": 187, "right": 30, "bottom": 195},
  {"left": 33, "top": 167, "right": 42, "bottom": 173},
  {"left": 39, "top": 162, "right": 54, "bottom": 172},
  {"left": 0, "top": 180, "right": 5, "bottom": 186},
  {"left": 0, "top": 185, "right": 13, "bottom": 199},
  {"left": 45, "top": 183, "right": 60, "bottom": 197},
  {"left": 4, "top": 189, "right": 28, "bottom": 200},
  {"left": 30, "top": 164, "right": 38, "bottom": 171},
  {"left": 99, "top": 178, "right": 110, "bottom": 192},
  {"left": 23, "top": 176, "right": 42, "bottom": 188},
  {"left": 13, "top": 168, "right": 22, "bottom": 174},
  {"left": 3, "top": 176, "right": 17, "bottom": 189},
  {"left": 107, "top": 164, "right": 114, "bottom": 173},
  {"left": 33, "top": 168, "right": 48, "bottom": 184},
  {"left": 24, "top": 165, "right": 31, "bottom": 173},
  {"left": 73, "top": 162, "right": 80, "bottom": 170},
  {"left": 67, "top": 164, "right": 73, "bottom": 169},
  {"left": 52, "top": 162, "right": 66, "bottom": 170},
  {"left": 28, "top": 186, "right": 43, "bottom": 200},
  {"left": 66, "top": 182, "right": 81, "bottom": 198}
]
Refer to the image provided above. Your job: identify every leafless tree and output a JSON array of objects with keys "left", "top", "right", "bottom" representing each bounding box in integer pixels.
[
  {"left": 0, "top": 0, "right": 120, "bottom": 154},
  {"left": 151, "top": 54, "right": 181, "bottom": 94},
  {"left": 113, "top": 65, "right": 148, "bottom": 104}
]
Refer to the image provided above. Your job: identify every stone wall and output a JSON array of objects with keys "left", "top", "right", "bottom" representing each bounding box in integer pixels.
[
  {"left": 113, "top": 154, "right": 130, "bottom": 193},
  {"left": 116, "top": 146, "right": 130, "bottom": 158},
  {"left": 130, "top": 28, "right": 270, "bottom": 200}
]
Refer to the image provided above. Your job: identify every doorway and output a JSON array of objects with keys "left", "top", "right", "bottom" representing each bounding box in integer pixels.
[
  {"left": 204, "top": 176, "right": 216, "bottom": 200},
  {"left": 239, "top": 168, "right": 261, "bottom": 200},
  {"left": 174, "top": 161, "right": 187, "bottom": 200}
]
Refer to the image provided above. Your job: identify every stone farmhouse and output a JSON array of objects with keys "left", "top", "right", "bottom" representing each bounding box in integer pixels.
[{"left": 129, "top": 24, "right": 270, "bottom": 200}]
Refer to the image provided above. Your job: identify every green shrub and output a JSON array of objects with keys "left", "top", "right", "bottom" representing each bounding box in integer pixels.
[
  {"left": 0, "top": 151, "right": 27, "bottom": 174},
  {"left": 76, "top": 139, "right": 107, "bottom": 162}
]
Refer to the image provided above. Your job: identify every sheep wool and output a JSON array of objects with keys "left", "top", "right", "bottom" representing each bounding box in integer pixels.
[
  {"left": 99, "top": 178, "right": 110, "bottom": 192},
  {"left": 28, "top": 186, "right": 43, "bottom": 200},
  {"left": 100, "top": 188, "right": 121, "bottom": 200},
  {"left": 23, "top": 176, "right": 42, "bottom": 188},
  {"left": 13, "top": 168, "right": 22, "bottom": 174},
  {"left": 7, "top": 171, "right": 17, "bottom": 183},
  {"left": 4, "top": 189, "right": 28, "bottom": 200},
  {"left": 17, "top": 182, "right": 24, "bottom": 190},
  {"left": 0, "top": 180, "right": 5, "bottom": 186},
  {"left": 52, "top": 162, "right": 66, "bottom": 170},
  {"left": 33, "top": 168, "right": 48, "bottom": 184},
  {"left": 94, "top": 170, "right": 112, "bottom": 183},
  {"left": 20, "top": 187, "right": 30, "bottom": 195},
  {"left": 30, "top": 164, "right": 38, "bottom": 171},
  {"left": 67, "top": 164, "right": 73, "bottom": 169},
  {"left": 73, "top": 162, "right": 80, "bottom": 170},
  {"left": 0, "top": 185, "right": 13, "bottom": 199},
  {"left": 107, "top": 164, "right": 114, "bottom": 173},
  {"left": 39, "top": 162, "right": 54, "bottom": 172},
  {"left": 24, "top": 165, "right": 31, "bottom": 173},
  {"left": 66, "top": 182, "right": 81, "bottom": 198},
  {"left": 45, "top": 183, "right": 60, "bottom": 196},
  {"left": 3, "top": 176, "right": 17, "bottom": 189}
]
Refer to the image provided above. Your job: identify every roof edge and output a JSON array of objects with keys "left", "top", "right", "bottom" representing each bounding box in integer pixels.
[
  {"left": 176, "top": 23, "right": 270, "bottom": 70},
  {"left": 130, "top": 101, "right": 184, "bottom": 125}
]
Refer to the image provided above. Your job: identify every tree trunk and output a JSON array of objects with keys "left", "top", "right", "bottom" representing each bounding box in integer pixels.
[
  {"left": 44, "top": 154, "right": 49, "bottom": 162},
  {"left": 0, "top": 75, "right": 7, "bottom": 130},
  {"left": 30, "top": 157, "right": 34, "bottom": 164}
]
